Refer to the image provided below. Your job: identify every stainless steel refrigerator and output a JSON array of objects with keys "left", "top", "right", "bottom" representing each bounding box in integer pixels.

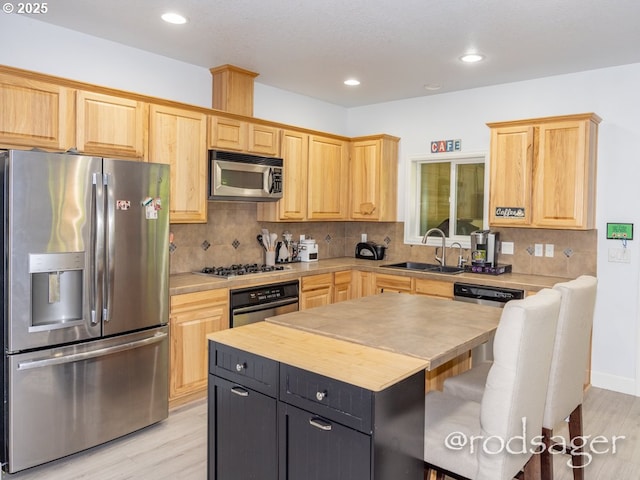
[{"left": 0, "top": 149, "right": 170, "bottom": 474}]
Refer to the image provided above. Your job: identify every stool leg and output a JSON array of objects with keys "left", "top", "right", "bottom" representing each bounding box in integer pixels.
[
  {"left": 540, "top": 427, "right": 553, "bottom": 480},
  {"left": 568, "top": 404, "right": 585, "bottom": 480},
  {"left": 523, "top": 451, "right": 542, "bottom": 480}
]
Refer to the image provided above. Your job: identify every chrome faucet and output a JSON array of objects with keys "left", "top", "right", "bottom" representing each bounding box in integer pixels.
[
  {"left": 450, "top": 241, "right": 466, "bottom": 268},
  {"left": 421, "top": 228, "right": 447, "bottom": 266}
]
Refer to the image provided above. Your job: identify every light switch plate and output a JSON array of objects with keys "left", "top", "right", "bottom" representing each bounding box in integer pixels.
[
  {"left": 534, "top": 244, "right": 543, "bottom": 257},
  {"left": 545, "top": 244, "right": 554, "bottom": 257},
  {"left": 608, "top": 247, "right": 631, "bottom": 263},
  {"left": 501, "top": 241, "right": 514, "bottom": 255}
]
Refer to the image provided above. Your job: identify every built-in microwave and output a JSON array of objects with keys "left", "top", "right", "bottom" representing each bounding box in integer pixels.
[{"left": 208, "top": 150, "right": 283, "bottom": 201}]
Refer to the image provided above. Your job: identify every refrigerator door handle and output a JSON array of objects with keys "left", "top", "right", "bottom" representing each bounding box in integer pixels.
[
  {"left": 104, "top": 173, "right": 116, "bottom": 323},
  {"left": 16, "top": 332, "right": 168, "bottom": 370},
  {"left": 91, "top": 172, "right": 104, "bottom": 326}
]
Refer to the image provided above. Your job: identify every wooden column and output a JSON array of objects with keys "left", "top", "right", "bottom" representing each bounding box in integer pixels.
[{"left": 209, "top": 64, "right": 258, "bottom": 116}]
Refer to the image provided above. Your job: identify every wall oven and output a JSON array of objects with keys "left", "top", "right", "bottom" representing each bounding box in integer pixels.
[
  {"left": 230, "top": 280, "right": 299, "bottom": 328},
  {"left": 209, "top": 150, "right": 283, "bottom": 201}
]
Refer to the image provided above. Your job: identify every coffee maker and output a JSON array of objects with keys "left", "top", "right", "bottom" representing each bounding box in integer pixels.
[{"left": 470, "top": 230, "right": 499, "bottom": 267}]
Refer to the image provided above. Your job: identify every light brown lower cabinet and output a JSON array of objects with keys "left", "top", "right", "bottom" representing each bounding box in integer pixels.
[
  {"left": 374, "top": 273, "right": 413, "bottom": 294},
  {"left": 333, "top": 270, "right": 353, "bottom": 303},
  {"left": 169, "top": 288, "right": 229, "bottom": 406},
  {"left": 300, "top": 273, "right": 333, "bottom": 310},
  {"left": 414, "top": 278, "right": 453, "bottom": 299}
]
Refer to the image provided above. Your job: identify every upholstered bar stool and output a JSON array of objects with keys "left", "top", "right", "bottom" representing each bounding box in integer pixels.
[
  {"left": 424, "top": 288, "right": 562, "bottom": 480},
  {"left": 442, "top": 275, "right": 597, "bottom": 480}
]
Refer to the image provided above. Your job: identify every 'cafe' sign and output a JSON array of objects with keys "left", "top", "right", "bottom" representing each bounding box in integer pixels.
[{"left": 431, "top": 139, "right": 461, "bottom": 153}]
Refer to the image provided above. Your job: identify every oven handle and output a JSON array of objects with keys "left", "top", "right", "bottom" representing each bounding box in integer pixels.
[
  {"left": 232, "top": 297, "right": 299, "bottom": 315},
  {"left": 16, "top": 332, "right": 167, "bottom": 371}
]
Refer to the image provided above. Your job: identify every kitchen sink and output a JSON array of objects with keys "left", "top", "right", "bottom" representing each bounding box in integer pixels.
[{"left": 380, "top": 261, "right": 465, "bottom": 275}]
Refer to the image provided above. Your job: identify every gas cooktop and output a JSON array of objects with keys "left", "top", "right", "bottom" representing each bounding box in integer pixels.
[{"left": 194, "top": 263, "right": 288, "bottom": 278}]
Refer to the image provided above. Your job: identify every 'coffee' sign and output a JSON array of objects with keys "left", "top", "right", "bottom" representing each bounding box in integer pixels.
[
  {"left": 431, "top": 139, "right": 461, "bottom": 153},
  {"left": 495, "top": 207, "right": 525, "bottom": 218}
]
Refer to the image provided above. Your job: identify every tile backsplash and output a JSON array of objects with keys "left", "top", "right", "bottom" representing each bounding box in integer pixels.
[{"left": 169, "top": 202, "right": 597, "bottom": 278}]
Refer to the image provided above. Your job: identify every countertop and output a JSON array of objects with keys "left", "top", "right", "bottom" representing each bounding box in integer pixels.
[
  {"left": 171, "top": 257, "right": 569, "bottom": 296},
  {"left": 266, "top": 292, "right": 501, "bottom": 369},
  {"left": 207, "top": 292, "right": 501, "bottom": 391},
  {"left": 207, "top": 322, "right": 429, "bottom": 392}
]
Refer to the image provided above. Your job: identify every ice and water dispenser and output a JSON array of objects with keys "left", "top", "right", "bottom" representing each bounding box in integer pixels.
[{"left": 29, "top": 252, "right": 84, "bottom": 331}]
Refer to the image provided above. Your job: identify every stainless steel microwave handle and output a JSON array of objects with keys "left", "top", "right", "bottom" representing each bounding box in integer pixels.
[
  {"left": 232, "top": 297, "right": 299, "bottom": 315},
  {"left": 16, "top": 332, "right": 168, "bottom": 371}
]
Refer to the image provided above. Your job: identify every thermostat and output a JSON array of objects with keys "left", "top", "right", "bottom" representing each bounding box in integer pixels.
[{"left": 606, "top": 223, "right": 633, "bottom": 240}]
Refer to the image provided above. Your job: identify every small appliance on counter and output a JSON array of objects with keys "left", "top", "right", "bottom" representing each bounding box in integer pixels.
[
  {"left": 465, "top": 263, "right": 512, "bottom": 275},
  {"left": 470, "top": 230, "right": 499, "bottom": 267},
  {"left": 355, "top": 241, "right": 387, "bottom": 260},
  {"left": 299, "top": 238, "right": 318, "bottom": 262}
]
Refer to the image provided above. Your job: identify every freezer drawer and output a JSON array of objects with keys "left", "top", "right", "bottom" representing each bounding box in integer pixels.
[{"left": 6, "top": 326, "right": 169, "bottom": 473}]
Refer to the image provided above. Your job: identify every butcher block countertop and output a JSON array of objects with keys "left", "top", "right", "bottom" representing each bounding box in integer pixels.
[
  {"left": 171, "top": 257, "right": 569, "bottom": 296},
  {"left": 208, "top": 293, "right": 501, "bottom": 391},
  {"left": 207, "top": 322, "right": 428, "bottom": 391}
]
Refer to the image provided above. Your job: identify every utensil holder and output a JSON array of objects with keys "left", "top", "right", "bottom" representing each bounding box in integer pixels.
[{"left": 265, "top": 251, "right": 276, "bottom": 266}]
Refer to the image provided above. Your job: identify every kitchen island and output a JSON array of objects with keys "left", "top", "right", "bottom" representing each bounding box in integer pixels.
[{"left": 207, "top": 293, "right": 501, "bottom": 480}]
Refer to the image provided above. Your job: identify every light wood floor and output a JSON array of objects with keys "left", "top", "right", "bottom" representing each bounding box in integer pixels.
[{"left": 5, "top": 386, "right": 640, "bottom": 479}]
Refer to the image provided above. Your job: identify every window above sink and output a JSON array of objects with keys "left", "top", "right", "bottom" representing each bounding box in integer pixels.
[{"left": 404, "top": 152, "right": 488, "bottom": 248}]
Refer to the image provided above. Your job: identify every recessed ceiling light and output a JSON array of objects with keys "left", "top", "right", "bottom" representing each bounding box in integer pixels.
[
  {"left": 424, "top": 83, "right": 442, "bottom": 91},
  {"left": 460, "top": 53, "right": 485, "bottom": 63},
  {"left": 344, "top": 79, "right": 361, "bottom": 86},
  {"left": 161, "top": 12, "right": 188, "bottom": 24}
]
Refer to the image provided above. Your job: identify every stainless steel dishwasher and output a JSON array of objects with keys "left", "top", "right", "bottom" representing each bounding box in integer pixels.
[{"left": 453, "top": 282, "right": 525, "bottom": 365}]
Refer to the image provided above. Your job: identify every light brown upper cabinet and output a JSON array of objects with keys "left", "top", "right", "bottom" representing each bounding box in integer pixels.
[
  {"left": 488, "top": 113, "right": 600, "bottom": 229},
  {"left": 148, "top": 104, "right": 208, "bottom": 223},
  {"left": 0, "top": 72, "right": 73, "bottom": 150},
  {"left": 76, "top": 90, "right": 146, "bottom": 159},
  {"left": 208, "top": 115, "right": 280, "bottom": 156},
  {"left": 307, "top": 134, "right": 350, "bottom": 220},
  {"left": 350, "top": 135, "right": 399, "bottom": 221},
  {"left": 257, "top": 129, "right": 308, "bottom": 221},
  {"left": 257, "top": 131, "right": 349, "bottom": 221}
]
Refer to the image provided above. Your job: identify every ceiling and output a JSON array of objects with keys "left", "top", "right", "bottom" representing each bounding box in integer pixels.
[{"left": 29, "top": 0, "right": 640, "bottom": 107}]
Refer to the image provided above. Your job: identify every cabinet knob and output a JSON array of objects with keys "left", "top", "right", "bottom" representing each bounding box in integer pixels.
[
  {"left": 315, "top": 390, "right": 327, "bottom": 401},
  {"left": 235, "top": 362, "right": 246, "bottom": 372}
]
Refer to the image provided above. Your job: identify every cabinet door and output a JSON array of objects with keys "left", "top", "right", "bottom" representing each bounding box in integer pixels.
[
  {"left": 352, "top": 271, "right": 376, "bottom": 299},
  {"left": 0, "top": 73, "right": 73, "bottom": 150},
  {"left": 257, "top": 129, "right": 308, "bottom": 221},
  {"left": 76, "top": 90, "right": 147, "bottom": 158},
  {"left": 149, "top": 104, "right": 207, "bottom": 223},
  {"left": 414, "top": 278, "right": 453, "bottom": 299},
  {"left": 208, "top": 116, "right": 246, "bottom": 151},
  {"left": 488, "top": 125, "right": 534, "bottom": 226},
  {"left": 170, "top": 289, "right": 228, "bottom": 402},
  {"left": 308, "top": 135, "right": 349, "bottom": 220},
  {"left": 533, "top": 120, "right": 592, "bottom": 228},
  {"left": 375, "top": 273, "right": 413, "bottom": 294},
  {"left": 248, "top": 123, "right": 280, "bottom": 156},
  {"left": 333, "top": 271, "right": 353, "bottom": 303},
  {"left": 350, "top": 136, "right": 398, "bottom": 221},
  {"left": 300, "top": 274, "right": 333, "bottom": 309},
  {"left": 76, "top": 91, "right": 146, "bottom": 158},
  {"left": 210, "top": 376, "right": 277, "bottom": 480},
  {"left": 279, "top": 402, "right": 370, "bottom": 480}
]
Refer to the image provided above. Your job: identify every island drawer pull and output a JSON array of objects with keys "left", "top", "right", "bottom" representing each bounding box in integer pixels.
[
  {"left": 231, "top": 386, "right": 249, "bottom": 397},
  {"left": 235, "top": 362, "right": 247, "bottom": 372},
  {"left": 309, "top": 417, "right": 332, "bottom": 431}
]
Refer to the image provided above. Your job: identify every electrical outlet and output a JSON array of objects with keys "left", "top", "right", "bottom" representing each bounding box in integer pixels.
[
  {"left": 534, "top": 244, "right": 544, "bottom": 257},
  {"left": 501, "top": 241, "right": 514, "bottom": 255},
  {"left": 545, "top": 244, "right": 554, "bottom": 257},
  {"left": 608, "top": 247, "right": 631, "bottom": 263}
]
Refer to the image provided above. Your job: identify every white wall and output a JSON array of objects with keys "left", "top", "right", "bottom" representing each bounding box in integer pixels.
[
  {"left": 348, "top": 64, "right": 640, "bottom": 394},
  {"left": 2, "top": 14, "right": 639, "bottom": 395}
]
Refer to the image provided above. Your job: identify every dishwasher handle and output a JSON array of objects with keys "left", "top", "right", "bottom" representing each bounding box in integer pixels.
[{"left": 232, "top": 297, "right": 299, "bottom": 315}]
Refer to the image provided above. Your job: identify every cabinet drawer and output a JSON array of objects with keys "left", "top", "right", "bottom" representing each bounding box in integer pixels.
[
  {"left": 280, "top": 364, "right": 372, "bottom": 433},
  {"left": 210, "top": 342, "right": 278, "bottom": 397}
]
